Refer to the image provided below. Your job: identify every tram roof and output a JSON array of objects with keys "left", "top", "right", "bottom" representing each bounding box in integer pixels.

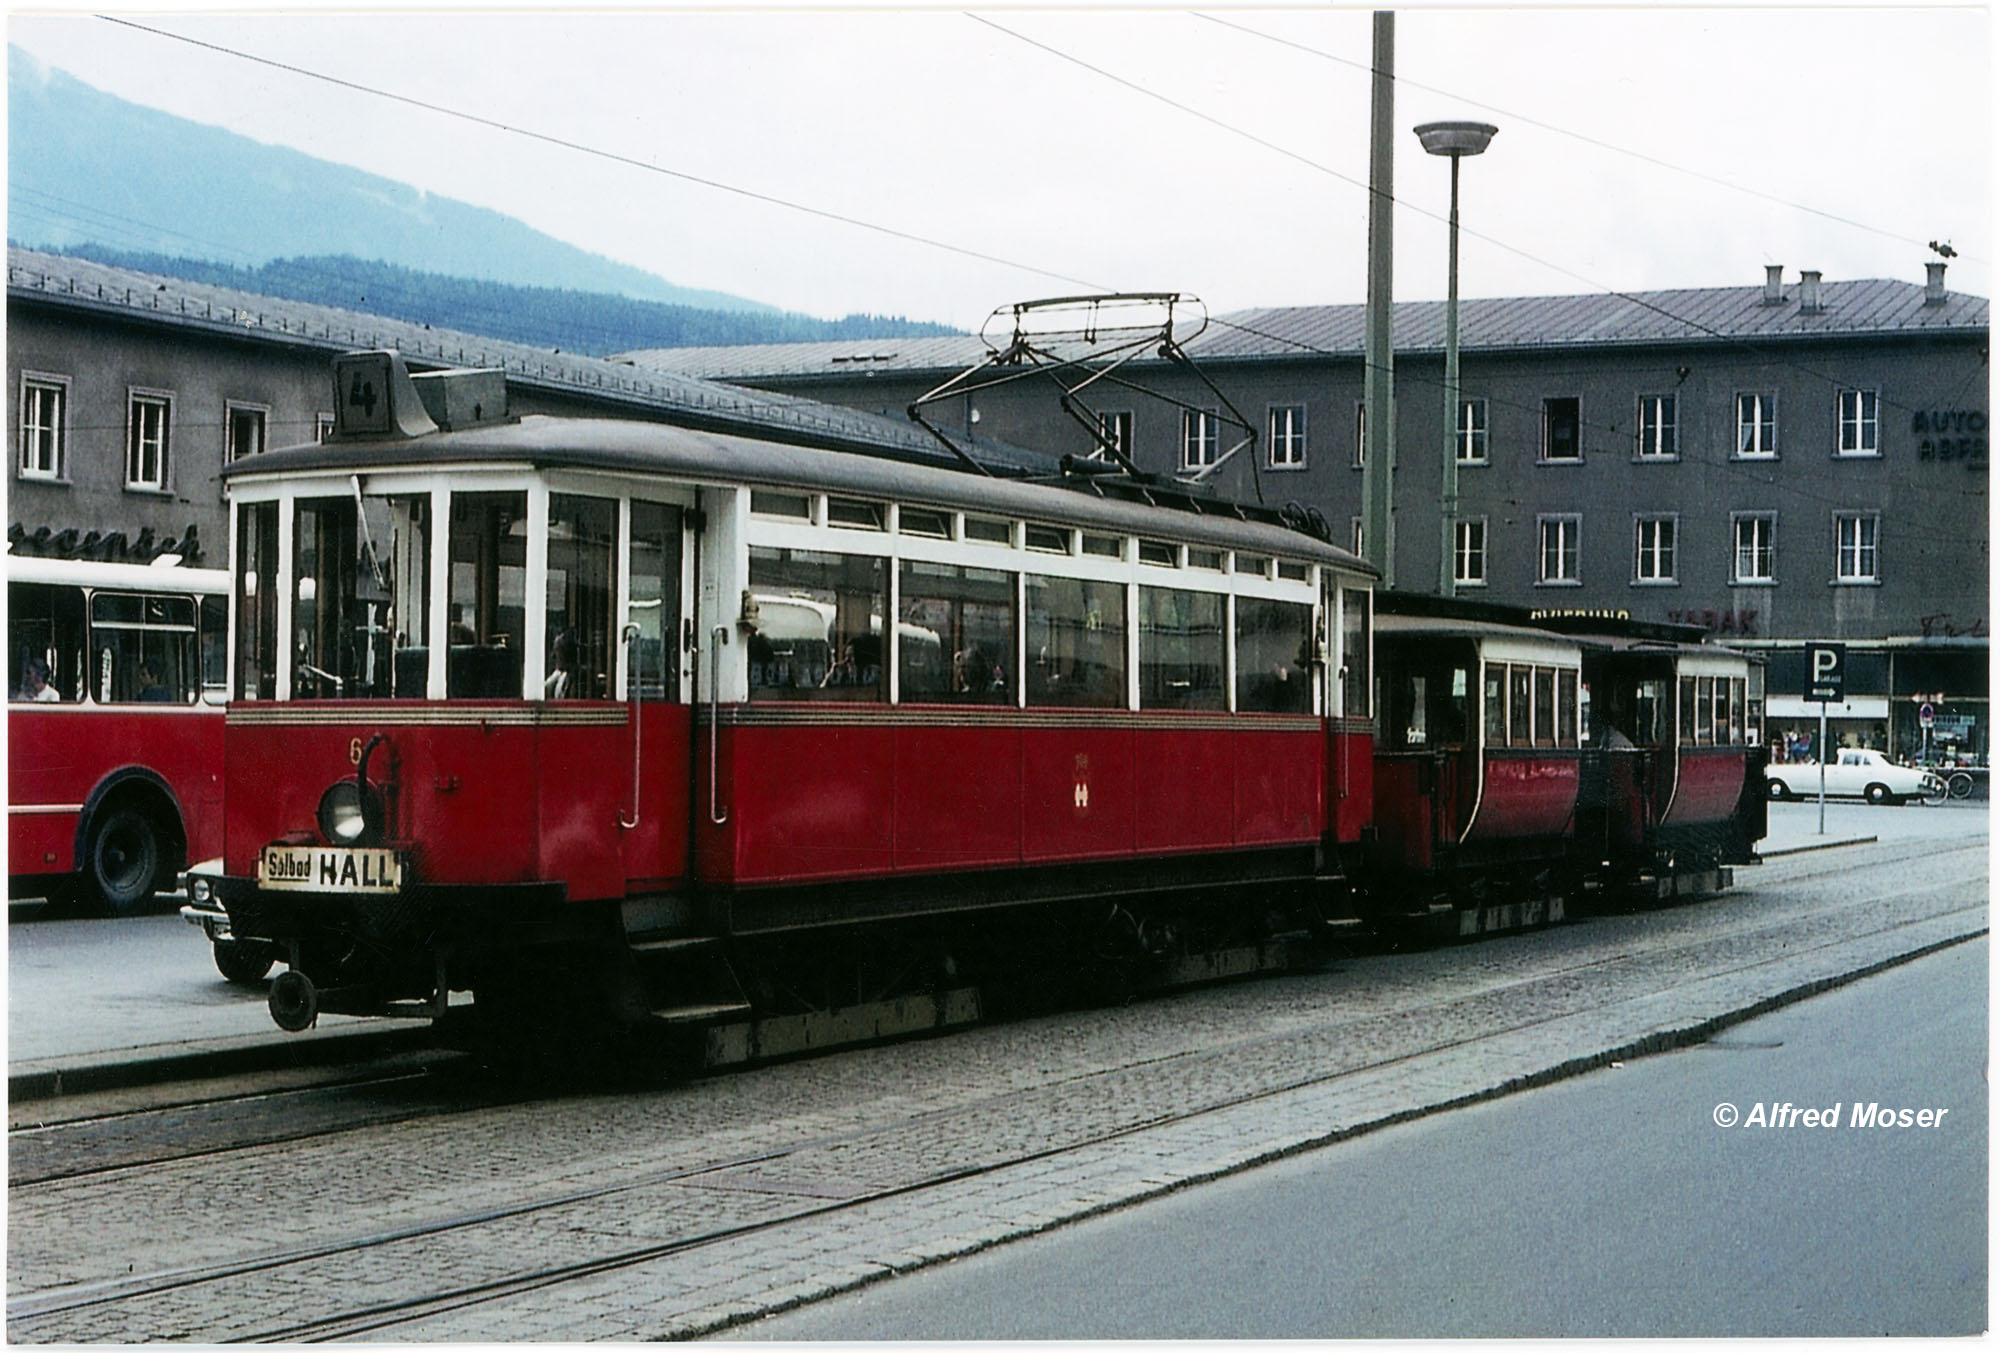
[{"left": 227, "top": 414, "right": 1370, "bottom": 571}]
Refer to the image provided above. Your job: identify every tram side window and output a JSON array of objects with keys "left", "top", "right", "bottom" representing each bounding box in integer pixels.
[
  {"left": 1532, "top": 668, "right": 1557, "bottom": 748},
  {"left": 546, "top": 494, "right": 617, "bottom": 700},
  {"left": 627, "top": 501, "right": 683, "bottom": 702},
  {"left": 1728, "top": 677, "right": 1746, "bottom": 744},
  {"left": 1339, "top": 588, "right": 1371, "bottom": 720},
  {"left": 747, "top": 547, "right": 885, "bottom": 702},
  {"left": 1026, "top": 574, "right": 1126, "bottom": 709},
  {"left": 1235, "top": 598, "right": 1313, "bottom": 714},
  {"left": 91, "top": 592, "right": 200, "bottom": 703},
  {"left": 1484, "top": 664, "right": 1506, "bottom": 743},
  {"left": 1633, "top": 679, "right": 1667, "bottom": 747},
  {"left": 237, "top": 501, "right": 279, "bottom": 700},
  {"left": 1679, "top": 675, "right": 1697, "bottom": 745},
  {"left": 1508, "top": 666, "right": 1532, "bottom": 745},
  {"left": 448, "top": 492, "right": 525, "bottom": 698},
  {"left": 899, "top": 561, "right": 1016, "bottom": 705},
  {"left": 1559, "top": 670, "right": 1579, "bottom": 746},
  {"left": 8, "top": 582, "right": 85, "bottom": 702},
  {"left": 1139, "top": 586, "right": 1225, "bottom": 711},
  {"left": 296, "top": 492, "right": 433, "bottom": 699}
]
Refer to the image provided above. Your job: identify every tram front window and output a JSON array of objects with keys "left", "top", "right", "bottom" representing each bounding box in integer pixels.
[
  {"left": 291, "top": 492, "right": 432, "bottom": 699},
  {"left": 447, "top": 492, "right": 525, "bottom": 698}
]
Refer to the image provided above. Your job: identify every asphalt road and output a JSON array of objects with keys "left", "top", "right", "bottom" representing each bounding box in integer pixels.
[{"left": 723, "top": 933, "right": 1988, "bottom": 1339}]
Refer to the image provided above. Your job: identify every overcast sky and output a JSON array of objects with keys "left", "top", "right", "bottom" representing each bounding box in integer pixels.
[{"left": 7, "top": 5, "right": 1991, "bottom": 328}]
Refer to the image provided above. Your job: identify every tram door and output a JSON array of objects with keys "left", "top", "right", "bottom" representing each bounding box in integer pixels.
[{"left": 619, "top": 500, "right": 694, "bottom": 890}]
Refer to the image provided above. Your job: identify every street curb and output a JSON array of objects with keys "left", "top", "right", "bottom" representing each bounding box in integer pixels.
[
  {"left": 8, "top": 1025, "right": 436, "bottom": 1103},
  {"left": 1760, "top": 835, "right": 1878, "bottom": 858}
]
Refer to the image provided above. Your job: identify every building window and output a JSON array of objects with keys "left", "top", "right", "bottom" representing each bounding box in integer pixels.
[
  {"left": 226, "top": 403, "right": 268, "bottom": 463},
  {"left": 126, "top": 390, "right": 172, "bottom": 491},
  {"left": 18, "top": 373, "right": 67, "bottom": 480},
  {"left": 1456, "top": 398, "right": 1488, "bottom": 464},
  {"left": 1835, "top": 513, "right": 1879, "bottom": 583},
  {"left": 1542, "top": 397, "right": 1581, "bottom": 462},
  {"left": 1180, "top": 408, "right": 1219, "bottom": 470},
  {"left": 1096, "top": 409, "right": 1133, "bottom": 459},
  {"left": 1837, "top": 388, "right": 1879, "bottom": 457},
  {"left": 1454, "top": 519, "right": 1486, "bottom": 586},
  {"left": 1732, "top": 513, "right": 1776, "bottom": 583},
  {"left": 1636, "top": 394, "right": 1677, "bottom": 459},
  {"left": 1538, "top": 514, "right": 1580, "bottom": 584},
  {"left": 1634, "top": 515, "right": 1678, "bottom": 583},
  {"left": 1268, "top": 404, "right": 1307, "bottom": 469},
  {"left": 1736, "top": 392, "right": 1778, "bottom": 458}
]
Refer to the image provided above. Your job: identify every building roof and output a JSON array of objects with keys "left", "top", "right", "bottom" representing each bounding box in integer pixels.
[
  {"left": 619, "top": 275, "right": 1989, "bottom": 381},
  {"left": 3, "top": 247, "right": 1044, "bottom": 472}
]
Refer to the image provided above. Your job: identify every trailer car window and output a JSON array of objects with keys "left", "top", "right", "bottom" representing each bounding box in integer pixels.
[
  {"left": 1484, "top": 664, "right": 1506, "bottom": 744},
  {"left": 898, "top": 561, "right": 1015, "bottom": 705},
  {"left": 1559, "top": 670, "right": 1579, "bottom": 746},
  {"left": 747, "top": 547, "right": 885, "bottom": 702},
  {"left": 1026, "top": 574, "right": 1125, "bottom": 709},
  {"left": 1139, "top": 586, "right": 1225, "bottom": 711},
  {"left": 1235, "top": 597, "right": 1313, "bottom": 714}
]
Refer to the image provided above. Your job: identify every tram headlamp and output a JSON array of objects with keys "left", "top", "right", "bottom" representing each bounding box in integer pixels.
[{"left": 317, "top": 779, "right": 385, "bottom": 847}]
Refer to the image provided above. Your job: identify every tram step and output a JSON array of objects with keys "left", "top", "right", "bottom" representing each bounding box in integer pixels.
[{"left": 649, "top": 1000, "right": 754, "bottom": 1026}]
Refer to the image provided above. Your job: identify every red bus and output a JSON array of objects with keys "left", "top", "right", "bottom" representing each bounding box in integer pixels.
[{"left": 7, "top": 555, "right": 229, "bottom": 913}]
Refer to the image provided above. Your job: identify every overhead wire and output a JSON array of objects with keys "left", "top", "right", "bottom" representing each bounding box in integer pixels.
[{"left": 43, "top": 14, "right": 1991, "bottom": 540}]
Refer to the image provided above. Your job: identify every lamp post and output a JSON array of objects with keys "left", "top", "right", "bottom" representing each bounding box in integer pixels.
[{"left": 1414, "top": 120, "right": 1496, "bottom": 597}]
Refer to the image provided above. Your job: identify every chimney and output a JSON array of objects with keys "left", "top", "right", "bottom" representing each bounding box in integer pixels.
[
  {"left": 1926, "top": 260, "right": 1949, "bottom": 304},
  {"left": 1799, "top": 269, "right": 1823, "bottom": 315},
  {"left": 1762, "top": 264, "right": 1785, "bottom": 305}
]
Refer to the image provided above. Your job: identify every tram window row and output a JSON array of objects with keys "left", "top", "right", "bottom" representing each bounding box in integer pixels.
[{"left": 232, "top": 478, "right": 1339, "bottom": 715}]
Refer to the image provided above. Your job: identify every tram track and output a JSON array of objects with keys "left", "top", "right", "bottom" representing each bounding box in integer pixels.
[
  {"left": 7, "top": 832, "right": 1970, "bottom": 1191},
  {"left": 7, "top": 842, "right": 1984, "bottom": 1344}
]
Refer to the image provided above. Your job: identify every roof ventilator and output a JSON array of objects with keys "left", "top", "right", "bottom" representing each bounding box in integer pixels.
[{"left": 1798, "top": 270, "right": 1824, "bottom": 315}]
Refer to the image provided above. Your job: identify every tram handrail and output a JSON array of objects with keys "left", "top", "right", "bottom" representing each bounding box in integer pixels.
[
  {"left": 709, "top": 625, "right": 730, "bottom": 825},
  {"left": 618, "top": 623, "right": 642, "bottom": 830}
]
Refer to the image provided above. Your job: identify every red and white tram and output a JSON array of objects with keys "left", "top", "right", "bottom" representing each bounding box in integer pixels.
[
  {"left": 7, "top": 554, "right": 228, "bottom": 913},
  {"left": 207, "top": 353, "right": 1378, "bottom": 1049}
]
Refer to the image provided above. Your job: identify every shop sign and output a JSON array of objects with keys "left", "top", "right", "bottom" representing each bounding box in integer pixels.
[{"left": 1912, "top": 408, "right": 1988, "bottom": 464}]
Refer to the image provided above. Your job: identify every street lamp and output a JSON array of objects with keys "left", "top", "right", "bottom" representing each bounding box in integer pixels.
[{"left": 1415, "top": 120, "right": 1497, "bottom": 597}]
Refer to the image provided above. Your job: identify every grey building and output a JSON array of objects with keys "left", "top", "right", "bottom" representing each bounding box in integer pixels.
[
  {"left": 10, "top": 247, "right": 1987, "bottom": 763},
  {"left": 5, "top": 246, "right": 992, "bottom": 572},
  {"left": 623, "top": 267, "right": 1990, "bottom": 765}
]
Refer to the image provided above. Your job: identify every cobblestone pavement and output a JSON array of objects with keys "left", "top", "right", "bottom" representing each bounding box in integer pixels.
[{"left": 7, "top": 831, "right": 1985, "bottom": 1343}]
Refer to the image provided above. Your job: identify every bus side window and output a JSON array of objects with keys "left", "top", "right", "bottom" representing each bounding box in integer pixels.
[
  {"left": 8, "top": 581, "right": 86, "bottom": 702},
  {"left": 200, "top": 594, "right": 228, "bottom": 704}
]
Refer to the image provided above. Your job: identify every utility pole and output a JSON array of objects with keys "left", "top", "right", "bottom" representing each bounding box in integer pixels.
[{"left": 1360, "top": 11, "right": 1396, "bottom": 586}]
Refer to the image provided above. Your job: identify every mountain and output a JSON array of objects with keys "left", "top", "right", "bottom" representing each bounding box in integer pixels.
[
  {"left": 8, "top": 45, "right": 938, "bottom": 334},
  {"left": 38, "top": 244, "right": 962, "bottom": 355}
]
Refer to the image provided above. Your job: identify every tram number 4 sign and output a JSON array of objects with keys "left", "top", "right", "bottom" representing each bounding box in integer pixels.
[{"left": 1805, "top": 643, "right": 1846, "bottom": 704}]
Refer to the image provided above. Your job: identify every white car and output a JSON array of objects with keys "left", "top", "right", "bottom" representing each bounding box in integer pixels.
[{"left": 1766, "top": 749, "right": 1945, "bottom": 805}]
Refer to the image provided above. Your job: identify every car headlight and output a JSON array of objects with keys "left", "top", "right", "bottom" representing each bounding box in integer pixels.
[
  {"left": 317, "top": 779, "right": 385, "bottom": 847},
  {"left": 189, "top": 875, "right": 214, "bottom": 904}
]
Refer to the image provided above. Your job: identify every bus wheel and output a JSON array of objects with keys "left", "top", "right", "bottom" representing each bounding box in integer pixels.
[
  {"left": 84, "top": 806, "right": 164, "bottom": 916},
  {"left": 214, "top": 939, "right": 278, "bottom": 986}
]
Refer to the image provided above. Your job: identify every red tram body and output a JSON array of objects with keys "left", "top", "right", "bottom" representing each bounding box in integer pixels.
[{"left": 199, "top": 353, "right": 1765, "bottom": 1051}]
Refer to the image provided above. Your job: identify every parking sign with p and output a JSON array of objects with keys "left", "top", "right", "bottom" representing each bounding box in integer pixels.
[{"left": 1805, "top": 643, "right": 1846, "bottom": 703}]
